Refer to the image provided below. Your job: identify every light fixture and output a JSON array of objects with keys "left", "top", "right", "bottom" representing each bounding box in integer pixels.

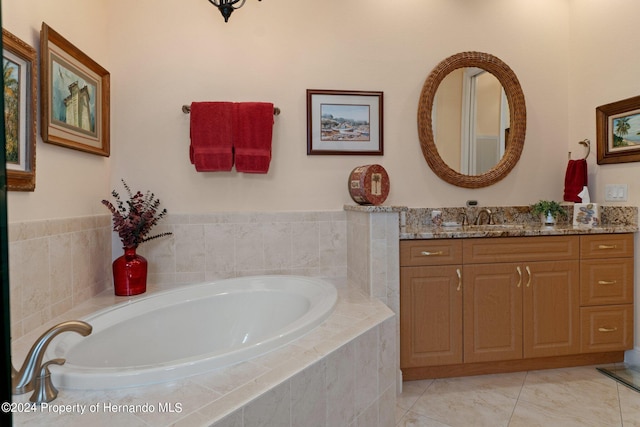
[{"left": 208, "top": 0, "right": 262, "bottom": 23}]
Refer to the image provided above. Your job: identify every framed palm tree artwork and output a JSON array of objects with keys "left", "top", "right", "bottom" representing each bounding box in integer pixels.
[
  {"left": 597, "top": 95, "right": 640, "bottom": 164},
  {"left": 2, "top": 29, "right": 36, "bottom": 191}
]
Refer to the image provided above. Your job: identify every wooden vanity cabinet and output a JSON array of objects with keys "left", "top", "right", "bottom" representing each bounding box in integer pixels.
[
  {"left": 400, "top": 234, "right": 632, "bottom": 380},
  {"left": 579, "top": 234, "right": 634, "bottom": 353},
  {"left": 462, "top": 236, "right": 580, "bottom": 363},
  {"left": 400, "top": 240, "right": 463, "bottom": 368}
]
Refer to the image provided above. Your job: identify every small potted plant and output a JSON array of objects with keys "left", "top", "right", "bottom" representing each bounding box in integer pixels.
[
  {"left": 102, "top": 179, "right": 172, "bottom": 296},
  {"left": 530, "top": 200, "right": 567, "bottom": 226}
]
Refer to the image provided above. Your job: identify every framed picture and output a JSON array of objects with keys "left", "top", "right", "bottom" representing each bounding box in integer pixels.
[
  {"left": 40, "top": 23, "right": 110, "bottom": 157},
  {"left": 307, "top": 89, "right": 383, "bottom": 155},
  {"left": 596, "top": 95, "right": 640, "bottom": 165},
  {"left": 3, "top": 29, "right": 37, "bottom": 191}
]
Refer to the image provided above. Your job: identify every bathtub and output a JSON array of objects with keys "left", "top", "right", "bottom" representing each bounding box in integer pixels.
[{"left": 46, "top": 275, "right": 337, "bottom": 390}]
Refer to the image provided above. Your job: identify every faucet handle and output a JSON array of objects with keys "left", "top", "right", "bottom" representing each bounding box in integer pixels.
[
  {"left": 30, "top": 358, "right": 65, "bottom": 404},
  {"left": 460, "top": 213, "right": 469, "bottom": 226}
]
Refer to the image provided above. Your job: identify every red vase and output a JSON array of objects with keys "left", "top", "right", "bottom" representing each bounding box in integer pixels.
[{"left": 112, "top": 247, "right": 148, "bottom": 296}]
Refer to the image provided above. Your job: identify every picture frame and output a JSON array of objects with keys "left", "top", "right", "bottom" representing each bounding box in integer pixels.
[
  {"left": 40, "top": 23, "right": 110, "bottom": 157},
  {"left": 596, "top": 95, "right": 640, "bottom": 165},
  {"left": 3, "top": 29, "right": 37, "bottom": 191},
  {"left": 307, "top": 89, "right": 383, "bottom": 155}
]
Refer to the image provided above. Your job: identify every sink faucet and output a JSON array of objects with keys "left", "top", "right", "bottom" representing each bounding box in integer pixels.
[
  {"left": 12, "top": 320, "right": 92, "bottom": 395},
  {"left": 474, "top": 208, "right": 494, "bottom": 225}
]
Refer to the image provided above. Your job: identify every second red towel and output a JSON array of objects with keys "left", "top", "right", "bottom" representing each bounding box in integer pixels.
[{"left": 234, "top": 102, "right": 274, "bottom": 173}]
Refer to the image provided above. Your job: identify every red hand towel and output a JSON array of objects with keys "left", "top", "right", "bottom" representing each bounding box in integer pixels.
[
  {"left": 189, "top": 102, "right": 234, "bottom": 172},
  {"left": 234, "top": 102, "right": 274, "bottom": 173},
  {"left": 563, "top": 159, "right": 588, "bottom": 202}
]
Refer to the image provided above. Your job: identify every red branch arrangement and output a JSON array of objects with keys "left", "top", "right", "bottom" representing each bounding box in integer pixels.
[{"left": 102, "top": 179, "right": 172, "bottom": 249}]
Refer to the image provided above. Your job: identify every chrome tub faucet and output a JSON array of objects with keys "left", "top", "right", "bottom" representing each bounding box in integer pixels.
[{"left": 12, "top": 320, "right": 92, "bottom": 402}]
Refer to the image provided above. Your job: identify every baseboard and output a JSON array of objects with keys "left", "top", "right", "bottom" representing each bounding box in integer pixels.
[{"left": 402, "top": 351, "right": 625, "bottom": 380}]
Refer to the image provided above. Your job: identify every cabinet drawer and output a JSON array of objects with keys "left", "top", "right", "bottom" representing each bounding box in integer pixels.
[
  {"left": 400, "top": 240, "right": 462, "bottom": 266},
  {"left": 580, "top": 305, "right": 633, "bottom": 353},
  {"left": 463, "top": 236, "right": 579, "bottom": 264},
  {"left": 580, "top": 234, "right": 634, "bottom": 259},
  {"left": 580, "top": 259, "right": 634, "bottom": 306}
]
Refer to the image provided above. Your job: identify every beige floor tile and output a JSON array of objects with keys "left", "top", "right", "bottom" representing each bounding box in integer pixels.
[
  {"left": 397, "top": 409, "right": 452, "bottom": 427},
  {"left": 618, "top": 383, "right": 640, "bottom": 427},
  {"left": 397, "top": 365, "right": 640, "bottom": 427}
]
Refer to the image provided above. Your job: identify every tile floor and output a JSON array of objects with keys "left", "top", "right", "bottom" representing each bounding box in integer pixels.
[{"left": 396, "top": 365, "right": 640, "bottom": 427}]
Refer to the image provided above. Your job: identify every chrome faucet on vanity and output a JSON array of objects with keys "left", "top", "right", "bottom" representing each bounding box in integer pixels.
[
  {"left": 474, "top": 208, "right": 495, "bottom": 225},
  {"left": 12, "top": 320, "right": 92, "bottom": 403}
]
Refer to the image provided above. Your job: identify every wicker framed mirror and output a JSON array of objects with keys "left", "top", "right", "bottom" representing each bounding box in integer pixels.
[{"left": 417, "top": 51, "right": 526, "bottom": 188}]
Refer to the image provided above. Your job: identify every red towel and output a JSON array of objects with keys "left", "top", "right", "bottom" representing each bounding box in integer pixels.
[
  {"left": 189, "top": 102, "right": 234, "bottom": 172},
  {"left": 234, "top": 102, "right": 274, "bottom": 173},
  {"left": 563, "top": 159, "right": 588, "bottom": 202}
]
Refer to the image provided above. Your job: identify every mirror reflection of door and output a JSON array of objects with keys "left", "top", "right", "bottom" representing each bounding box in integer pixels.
[{"left": 433, "top": 67, "right": 509, "bottom": 175}]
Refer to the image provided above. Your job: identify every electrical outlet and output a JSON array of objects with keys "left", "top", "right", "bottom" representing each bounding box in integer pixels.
[{"left": 605, "top": 184, "right": 628, "bottom": 202}]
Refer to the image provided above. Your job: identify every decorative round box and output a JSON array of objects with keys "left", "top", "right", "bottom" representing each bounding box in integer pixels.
[{"left": 348, "top": 164, "right": 390, "bottom": 205}]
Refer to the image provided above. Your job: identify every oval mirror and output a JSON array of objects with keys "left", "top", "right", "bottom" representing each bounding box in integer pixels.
[{"left": 418, "top": 52, "right": 526, "bottom": 188}]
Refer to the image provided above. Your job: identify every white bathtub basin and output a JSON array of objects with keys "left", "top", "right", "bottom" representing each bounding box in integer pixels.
[{"left": 46, "top": 275, "right": 337, "bottom": 390}]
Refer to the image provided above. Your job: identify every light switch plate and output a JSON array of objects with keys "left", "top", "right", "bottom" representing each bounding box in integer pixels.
[{"left": 605, "top": 184, "right": 628, "bottom": 202}]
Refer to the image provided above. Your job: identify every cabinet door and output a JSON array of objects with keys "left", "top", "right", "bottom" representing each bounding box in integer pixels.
[
  {"left": 463, "top": 263, "right": 522, "bottom": 363},
  {"left": 400, "top": 265, "right": 463, "bottom": 367},
  {"left": 523, "top": 260, "right": 580, "bottom": 358}
]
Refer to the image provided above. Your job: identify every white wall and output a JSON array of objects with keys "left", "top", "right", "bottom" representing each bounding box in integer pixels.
[
  {"left": 568, "top": 0, "right": 640, "bottom": 204},
  {"left": 5, "top": 0, "right": 573, "bottom": 221},
  {"left": 4, "top": 0, "right": 111, "bottom": 222},
  {"left": 567, "top": 0, "right": 640, "bottom": 362}
]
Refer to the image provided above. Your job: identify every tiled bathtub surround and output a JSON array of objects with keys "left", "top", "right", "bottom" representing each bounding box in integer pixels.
[
  {"left": 8, "top": 214, "right": 112, "bottom": 340},
  {"left": 345, "top": 209, "right": 399, "bottom": 308},
  {"left": 12, "top": 279, "right": 396, "bottom": 426},
  {"left": 137, "top": 211, "right": 348, "bottom": 285},
  {"left": 11, "top": 209, "right": 398, "bottom": 426},
  {"left": 9, "top": 210, "right": 348, "bottom": 338},
  {"left": 345, "top": 206, "right": 402, "bottom": 395}
]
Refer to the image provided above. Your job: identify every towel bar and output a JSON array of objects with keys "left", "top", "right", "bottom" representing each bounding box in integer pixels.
[{"left": 182, "top": 105, "right": 280, "bottom": 115}]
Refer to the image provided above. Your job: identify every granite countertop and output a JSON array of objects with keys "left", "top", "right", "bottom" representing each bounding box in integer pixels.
[
  {"left": 344, "top": 203, "right": 638, "bottom": 240},
  {"left": 400, "top": 223, "right": 639, "bottom": 240}
]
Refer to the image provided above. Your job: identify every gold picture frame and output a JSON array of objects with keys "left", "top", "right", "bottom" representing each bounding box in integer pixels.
[
  {"left": 3, "top": 29, "right": 37, "bottom": 191},
  {"left": 40, "top": 23, "right": 110, "bottom": 157},
  {"left": 596, "top": 95, "right": 640, "bottom": 165}
]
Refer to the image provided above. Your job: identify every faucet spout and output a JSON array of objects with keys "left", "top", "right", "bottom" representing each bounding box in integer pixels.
[
  {"left": 474, "top": 208, "right": 494, "bottom": 225},
  {"left": 12, "top": 320, "right": 92, "bottom": 394}
]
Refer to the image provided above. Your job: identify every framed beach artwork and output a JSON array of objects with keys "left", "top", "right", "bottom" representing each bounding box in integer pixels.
[
  {"left": 596, "top": 95, "right": 640, "bottom": 165},
  {"left": 40, "top": 23, "right": 110, "bottom": 157},
  {"left": 3, "top": 29, "right": 37, "bottom": 191},
  {"left": 307, "top": 89, "right": 383, "bottom": 155}
]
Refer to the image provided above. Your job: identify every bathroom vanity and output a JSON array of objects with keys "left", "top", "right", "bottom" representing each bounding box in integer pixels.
[{"left": 400, "top": 230, "right": 634, "bottom": 380}]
